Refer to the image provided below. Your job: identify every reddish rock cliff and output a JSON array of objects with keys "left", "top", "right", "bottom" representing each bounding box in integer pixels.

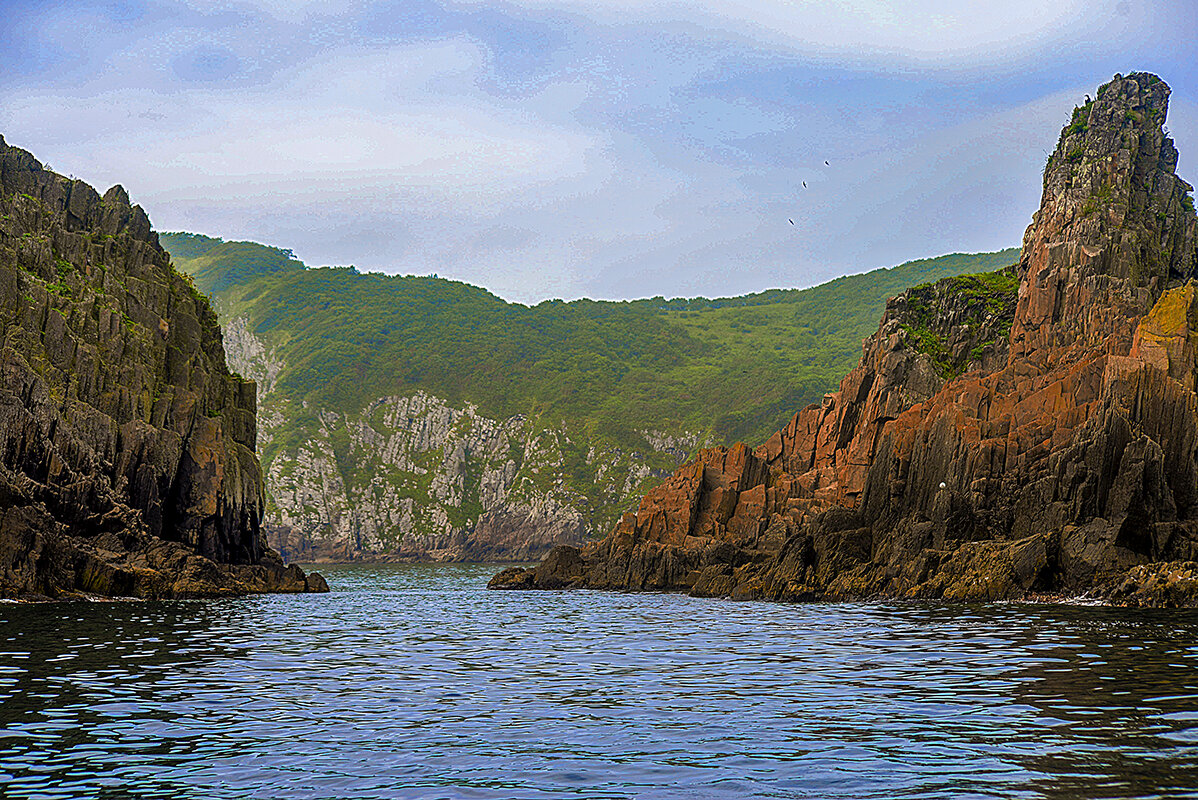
[
  {"left": 0, "top": 136, "right": 327, "bottom": 598},
  {"left": 492, "top": 72, "right": 1198, "bottom": 606}
]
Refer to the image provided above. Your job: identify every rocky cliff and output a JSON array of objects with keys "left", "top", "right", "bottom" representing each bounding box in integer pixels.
[
  {"left": 256, "top": 400, "right": 691, "bottom": 563},
  {"left": 163, "top": 231, "right": 1020, "bottom": 564},
  {"left": 0, "top": 136, "right": 326, "bottom": 598},
  {"left": 165, "top": 236, "right": 1017, "bottom": 566},
  {"left": 222, "top": 315, "right": 700, "bottom": 562},
  {"left": 492, "top": 72, "right": 1198, "bottom": 607}
]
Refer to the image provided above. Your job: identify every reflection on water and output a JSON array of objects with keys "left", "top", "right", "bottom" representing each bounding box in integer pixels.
[{"left": 2, "top": 562, "right": 1197, "bottom": 799}]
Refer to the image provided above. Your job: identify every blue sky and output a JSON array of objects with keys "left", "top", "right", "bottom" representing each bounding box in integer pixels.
[{"left": 2, "top": 0, "right": 1196, "bottom": 302}]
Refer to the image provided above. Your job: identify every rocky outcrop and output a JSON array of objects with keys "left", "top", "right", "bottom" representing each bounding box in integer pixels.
[
  {"left": 0, "top": 136, "right": 326, "bottom": 598},
  {"left": 492, "top": 73, "right": 1198, "bottom": 607},
  {"left": 166, "top": 235, "right": 1016, "bottom": 565},
  {"left": 217, "top": 321, "right": 704, "bottom": 561},
  {"left": 256, "top": 404, "right": 698, "bottom": 562}
]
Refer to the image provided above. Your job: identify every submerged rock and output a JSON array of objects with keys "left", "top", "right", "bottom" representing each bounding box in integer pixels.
[
  {"left": 492, "top": 73, "right": 1198, "bottom": 607},
  {"left": 0, "top": 136, "right": 325, "bottom": 598}
]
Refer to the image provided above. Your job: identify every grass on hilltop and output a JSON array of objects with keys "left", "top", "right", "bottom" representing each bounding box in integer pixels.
[{"left": 162, "top": 232, "right": 1018, "bottom": 450}]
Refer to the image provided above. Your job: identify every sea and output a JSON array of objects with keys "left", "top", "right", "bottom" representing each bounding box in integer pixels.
[{"left": 2, "top": 562, "right": 1197, "bottom": 799}]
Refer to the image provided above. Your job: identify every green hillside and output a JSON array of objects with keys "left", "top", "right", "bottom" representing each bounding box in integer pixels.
[{"left": 162, "top": 233, "right": 1018, "bottom": 452}]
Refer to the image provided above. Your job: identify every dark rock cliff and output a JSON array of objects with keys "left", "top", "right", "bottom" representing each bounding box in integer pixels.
[
  {"left": 492, "top": 72, "right": 1198, "bottom": 607},
  {"left": 0, "top": 136, "right": 326, "bottom": 598}
]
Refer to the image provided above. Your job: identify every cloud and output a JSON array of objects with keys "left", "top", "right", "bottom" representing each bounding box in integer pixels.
[
  {"left": 1, "top": 35, "right": 596, "bottom": 200},
  {"left": 1170, "top": 97, "right": 1198, "bottom": 182},
  {"left": 448, "top": 0, "right": 1145, "bottom": 69},
  {"left": 0, "top": 0, "right": 1194, "bottom": 304},
  {"left": 178, "top": 0, "right": 369, "bottom": 23}
]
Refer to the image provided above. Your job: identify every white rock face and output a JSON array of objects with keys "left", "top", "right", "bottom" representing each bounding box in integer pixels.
[
  {"left": 640, "top": 429, "right": 705, "bottom": 463},
  {"left": 223, "top": 318, "right": 706, "bottom": 561},
  {"left": 223, "top": 316, "right": 284, "bottom": 397}
]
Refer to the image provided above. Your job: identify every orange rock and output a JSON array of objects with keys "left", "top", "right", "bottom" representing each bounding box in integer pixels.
[{"left": 491, "top": 72, "right": 1198, "bottom": 607}]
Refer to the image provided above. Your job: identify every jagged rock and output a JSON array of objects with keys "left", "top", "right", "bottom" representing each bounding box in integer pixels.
[
  {"left": 492, "top": 73, "right": 1198, "bottom": 608},
  {"left": 461, "top": 505, "right": 586, "bottom": 562},
  {"left": 1099, "top": 560, "right": 1198, "bottom": 607},
  {"left": 0, "top": 137, "right": 325, "bottom": 599}
]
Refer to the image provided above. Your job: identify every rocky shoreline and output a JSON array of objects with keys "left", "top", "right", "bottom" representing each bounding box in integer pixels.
[
  {"left": 0, "top": 135, "right": 325, "bottom": 599},
  {"left": 491, "top": 73, "right": 1198, "bottom": 608},
  {"left": 490, "top": 559, "right": 1198, "bottom": 608}
]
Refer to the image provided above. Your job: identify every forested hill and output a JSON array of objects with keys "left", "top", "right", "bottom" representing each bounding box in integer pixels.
[
  {"left": 160, "top": 231, "right": 1015, "bottom": 561},
  {"left": 163, "top": 232, "right": 1017, "bottom": 450}
]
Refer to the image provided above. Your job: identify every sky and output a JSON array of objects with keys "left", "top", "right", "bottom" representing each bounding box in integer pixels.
[{"left": 2, "top": 1, "right": 1197, "bottom": 303}]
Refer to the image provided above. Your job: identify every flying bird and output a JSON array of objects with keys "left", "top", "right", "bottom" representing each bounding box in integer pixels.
[
  {"left": 824, "top": 160, "right": 830, "bottom": 166},
  {"left": 802, "top": 181, "right": 807, "bottom": 188},
  {"left": 788, "top": 219, "right": 794, "bottom": 225}
]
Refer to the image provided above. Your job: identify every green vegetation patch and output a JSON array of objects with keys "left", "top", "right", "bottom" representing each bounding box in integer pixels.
[
  {"left": 899, "top": 266, "right": 1020, "bottom": 380},
  {"left": 1082, "top": 183, "right": 1117, "bottom": 217},
  {"left": 1065, "top": 100, "right": 1093, "bottom": 138},
  {"left": 161, "top": 232, "right": 305, "bottom": 294},
  {"left": 164, "top": 232, "right": 1020, "bottom": 451}
]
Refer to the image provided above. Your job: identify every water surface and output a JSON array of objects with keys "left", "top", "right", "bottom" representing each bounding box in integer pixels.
[{"left": 2, "top": 563, "right": 1197, "bottom": 799}]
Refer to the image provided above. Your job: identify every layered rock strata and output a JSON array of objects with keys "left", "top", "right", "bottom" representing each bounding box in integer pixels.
[
  {"left": 492, "top": 73, "right": 1198, "bottom": 606},
  {"left": 0, "top": 136, "right": 326, "bottom": 598}
]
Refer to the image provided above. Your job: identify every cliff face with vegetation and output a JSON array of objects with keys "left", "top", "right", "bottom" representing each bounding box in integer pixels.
[
  {"left": 247, "top": 382, "right": 692, "bottom": 562},
  {"left": 0, "top": 136, "right": 326, "bottom": 598},
  {"left": 493, "top": 73, "right": 1198, "bottom": 607},
  {"left": 163, "top": 233, "right": 1016, "bottom": 562}
]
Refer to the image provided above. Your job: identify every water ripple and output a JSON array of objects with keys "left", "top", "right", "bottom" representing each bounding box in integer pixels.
[{"left": 2, "top": 563, "right": 1198, "bottom": 799}]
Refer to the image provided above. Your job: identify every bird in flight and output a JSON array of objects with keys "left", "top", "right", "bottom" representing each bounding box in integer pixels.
[
  {"left": 802, "top": 181, "right": 807, "bottom": 188},
  {"left": 788, "top": 219, "right": 794, "bottom": 225}
]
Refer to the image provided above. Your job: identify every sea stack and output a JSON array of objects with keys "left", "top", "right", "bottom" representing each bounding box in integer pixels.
[
  {"left": 491, "top": 72, "right": 1198, "bottom": 607},
  {"left": 0, "top": 136, "right": 327, "bottom": 598}
]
